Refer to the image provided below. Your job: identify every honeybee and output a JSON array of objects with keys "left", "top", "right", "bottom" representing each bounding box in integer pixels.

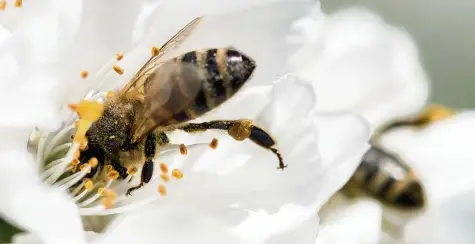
[
  {"left": 341, "top": 104, "right": 456, "bottom": 209},
  {"left": 341, "top": 145, "right": 425, "bottom": 209},
  {"left": 70, "top": 17, "right": 286, "bottom": 196}
]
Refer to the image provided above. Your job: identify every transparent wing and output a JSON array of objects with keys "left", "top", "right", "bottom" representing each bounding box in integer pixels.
[
  {"left": 118, "top": 16, "right": 203, "bottom": 97},
  {"left": 130, "top": 61, "right": 204, "bottom": 142}
]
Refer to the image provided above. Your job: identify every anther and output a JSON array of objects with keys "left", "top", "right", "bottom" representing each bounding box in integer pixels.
[
  {"left": 80, "top": 70, "right": 88, "bottom": 79},
  {"left": 14, "top": 0, "right": 21, "bottom": 8},
  {"left": 108, "top": 170, "right": 119, "bottom": 180},
  {"left": 209, "top": 138, "right": 218, "bottom": 149},
  {"left": 151, "top": 46, "right": 160, "bottom": 56},
  {"left": 115, "top": 52, "right": 124, "bottom": 61},
  {"left": 127, "top": 166, "right": 137, "bottom": 175},
  {"left": 160, "top": 173, "right": 170, "bottom": 182},
  {"left": 159, "top": 163, "right": 168, "bottom": 174},
  {"left": 97, "top": 187, "right": 106, "bottom": 196},
  {"left": 171, "top": 169, "right": 183, "bottom": 179},
  {"left": 158, "top": 184, "right": 167, "bottom": 196},
  {"left": 0, "top": 1, "right": 6, "bottom": 11},
  {"left": 112, "top": 65, "right": 124, "bottom": 75},
  {"left": 100, "top": 198, "right": 114, "bottom": 209},
  {"left": 179, "top": 144, "right": 188, "bottom": 155},
  {"left": 70, "top": 158, "right": 80, "bottom": 166},
  {"left": 80, "top": 164, "right": 91, "bottom": 173},
  {"left": 88, "top": 157, "right": 98, "bottom": 168},
  {"left": 84, "top": 180, "right": 94, "bottom": 191},
  {"left": 106, "top": 90, "right": 114, "bottom": 98}
]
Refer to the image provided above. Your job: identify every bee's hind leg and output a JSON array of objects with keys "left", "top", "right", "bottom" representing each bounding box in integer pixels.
[
  {"left": 179, "top": 120, "right": 287, "bottom": 170},
  {"left": 126, "top": 133, "right": 157, "bottom": 196}
]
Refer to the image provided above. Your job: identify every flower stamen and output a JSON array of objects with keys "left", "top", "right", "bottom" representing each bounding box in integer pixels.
[
  {"left": 151, "top": 46, "right": 160, "bottom": 56},
  {"left": 209, "top": 138, "right": 218, "bottom": 149},
  {"left": 160, "top": 173, "right": 170, "bottom": 182},
  {"left": 112, "top": 65, "right": 124, "bottom": 75},
  {"left": 0, "top": 1, "right": 6, "bottom": 11},
  {"left": 171, "top": 169, "right": 183, "bottom": 179},
  {"left": 14, "top": 0, "right": 21, "bottom": 8},
  {"left": 80, "top": 70, "right": 89, "bottom": 79},
  {"left": 115, "top": 52, "right": 124, "bottom": 61},
  {"left": 158, "top": 184, "right": 167, "bottom": 196},
  {"left": 159, "top": 162, "right": 168, "bottom": 173},
  {"left": 126, "top": 165, "right": 137, "bottom": 175},
  {"left": 179, "top": 144, "right": 188, "bottom": 155}
]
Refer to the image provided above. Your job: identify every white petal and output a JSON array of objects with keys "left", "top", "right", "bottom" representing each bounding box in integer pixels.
[
  {"left": 0, "top": 129, "right": 85, "bottom": 244},
  {"left": 316, "top": 197, "right": 382, "bottom": 244},
  {"left": 290, "top": 6, "right": 429, "bottom": 131}
]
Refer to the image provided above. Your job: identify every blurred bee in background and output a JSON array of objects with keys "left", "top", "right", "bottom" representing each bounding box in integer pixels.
[
  {"left": 70, "top": 16, "right": 286, "bottom": 196},
  {"left": 340, "top": 104, "right": 457, "bottom": 209}
]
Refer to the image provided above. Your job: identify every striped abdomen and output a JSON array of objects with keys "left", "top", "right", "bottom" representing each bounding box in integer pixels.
[
  {"left": 350, "top": 146, "right": 425, "bottom": 209},
  {"left": 170, "top": 47, "right": 256, "bottom": 123}
]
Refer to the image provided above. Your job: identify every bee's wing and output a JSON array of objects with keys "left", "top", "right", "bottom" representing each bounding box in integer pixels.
[
  {"left": 118, "top": 16, "right": 203, "bottom": 97},
  {"left": 130, "top": 61, "right": 204, "bottom": 142}
]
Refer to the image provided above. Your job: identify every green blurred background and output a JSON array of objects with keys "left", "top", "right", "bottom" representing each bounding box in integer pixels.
[
  {"left": 323, "top": 0, "right": 475, "bottom": 109},
  {"left": 1, "top": 0, "right": 474, "bottom": 242}
]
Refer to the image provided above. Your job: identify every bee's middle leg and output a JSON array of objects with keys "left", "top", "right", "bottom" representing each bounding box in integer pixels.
[
  {"left": 126, "top": 133, "right": 158, "bottom": 196},
  {"left": 179, "top": 120, "right": 287, "bottom": 170}
]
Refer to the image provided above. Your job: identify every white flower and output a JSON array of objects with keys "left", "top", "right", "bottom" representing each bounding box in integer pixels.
[
  {"left": 287, "top": 3, "right": 429, "bottom": 132},
  {"left": 0, "top": 1, "right": 371, "bottom": 244},
  {"left": 284, "top": 5, "right": 432, "bottom": 244}
]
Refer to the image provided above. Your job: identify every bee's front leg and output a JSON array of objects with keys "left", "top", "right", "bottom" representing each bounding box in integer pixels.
[{"left": 126, "top": 133, "right": 157, "bottom": 196}]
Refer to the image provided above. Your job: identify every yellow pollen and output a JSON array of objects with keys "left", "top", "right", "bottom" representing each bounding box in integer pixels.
[
  {"left": 100, "top": 198, "right": 114, "bottom": 209},
  {"left": 108, "top": 170, "right": 119, "bottom": 180},
  {"left": 115, "top": 52, "right": 124, "bottom": 61},
  {"left": 105, "top": 165, "right": 113, "bottom": 172},
  {"left": 106, "top": 90, "right": 114, "bottom": 98},
  {"left": 0, "top": 1, "right": 6, "bottom": 11},
  {"left": 97, "top": 187, "right": 106, "bottom": 196},
  {"left": 14, "top": 0, "right": 21, "bottom": 8},
  {"left": 73, "top": 150, "right": 81, "bottom": 159},
  {"left": 179, "top": 144, "right": 188, "bottom": 155},
  {"left": 79, "top": 140, "right": 88, "bottom": 151},
  {"left": 88, "top": 157, "right": 98, "bottom": 168},
  {"left": 74, "top": 120, "right": 80, "bottom": 128},
  {"left": 112, "top": 65, "right": 124, "bottom": 75},
  {"left": 80, "top": 70, "right": 88, "bottom": 79},
  {"left": 160, "top": 173, "right": 170, "bottom": 182},
  {"left": 84, "top": 180, "right": 94, "bottom": 191},
  {"left": 158, "top": 184, "right": 167, "bottom": 196},
  {"left": 70, "top": 158, "right": 80, "bottom": 166},
  {"left": 69, "top": 100, "right": 104, "bottom": 143},
  {"left": 151, "top": 46, "right": 160, "bottom": 56},
  {"left": 159, "top": 163, "right": 168, "bottom": 174},
  {"left": 127, "top": 166, "right": 137, "bottom": 175},
  {"left": 209, "top": 138, "right": 218, "bottom": 149},
  {"left": 105, "top": 189, "right": 118, "bottom": 199},
  {"left": 172, "top": 169, "right": 183, "bottom": 179},
  {"left": 80, "top": 164, "right": 91, "bottom": 173}
]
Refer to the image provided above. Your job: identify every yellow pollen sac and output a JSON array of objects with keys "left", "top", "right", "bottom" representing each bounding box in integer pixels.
[
  {"left": 115, "top": 52, "right": 124, "bottom": 61},
  {"left": 171, "top": 169, "right": 183, "bottom": 179},
  {"left": 14, "top": 0, "right": 21, "bottom": 8},
  {"left": 80, "top": 70, "right": 89, "bottom": 79},
  {"left": 97, "top": 187, "right": 106, "bottom": 196},
  {"left": 105, "top": 189, "right": 118, "bottom": 199},
  {"left": 70, "top": 158, "right": 80, "bottom": 166},
  {"left": 0, "top": 1, "right": 6, "bottom": 11},
  {"left": 160, "top": 173, "right": 170, "bottom": 182},
  {"left": 209, "top": 138, "right": 218, "bottom": 149},
  {"left": 80, "top": 164, "right": 91, "bottom": 173},
  {"left": 88, "top": 157, "right": 98, "bottom": 168},
  {"left": 179, "top": 144, "right": 188, "bottom": 155},
  {"left": 158, "top": 184, "right": 167, "bottom": 196},
  {"left": 69, "top": 100, "right": 104, "bottom": 122},
  {"left": 100, "top": 198, "right": 114, "bottom": 209},
  {"left": 79, "top": 140, "right": 88, "bottom": 151},
  {"left": 106, "top": 90, "right": 114, "bottom": 98},
  {"left": 159, "top": 163, "right": 168, "bottom": 174},
  {"left": 127, "top": 166, "right": 137, "bottom": 175},
  {"left": 108, "top": 170, "right": 120, "bottom": 180},
  {"left": 151, "top": 46, "right": 160, "bottom": 56},
  {"left": 112, "top": 65, "right": 124, "bottom": 75},
  {"left": 85, "top": 180, "right": 94, "bottom": 191}
]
